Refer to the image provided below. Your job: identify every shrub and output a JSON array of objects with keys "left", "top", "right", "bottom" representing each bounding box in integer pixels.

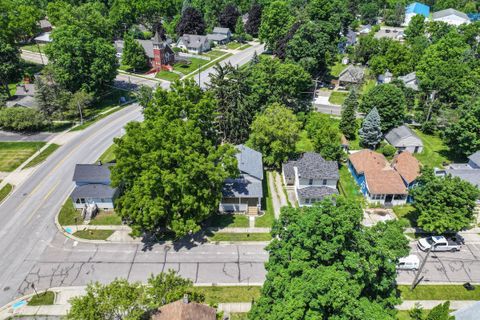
[
  {"left": 0, "top": 107, "right": 47, "bottom": 132},
  {"left": 379, "top": 144, "right": 397, "bottom": 158}
]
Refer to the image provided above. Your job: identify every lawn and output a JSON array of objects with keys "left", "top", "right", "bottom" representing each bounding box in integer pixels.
[
  {"left": 205, "top": 213, "right": 249, "bottom": 228},
  {"left": 329, "top": 91, "right": 348, "bottom": 105},
  {"left": 0, "top": 183, "right": 13, "bottom": 203},
  {"left": 0, "top": 142, "right": 45, "bottom": 172},
  {"left": 184, "top": 53, "right": 233, "bottom": 80},
  {"left": 230, "top": 313, "right": 249, "bottom": 320},
  {"left": 330, "top": 61, "right": 346, "bottom": 78},
  {"left": 360, "top": 78, "right": 376, "bottom": 95},
  {"left": 88, "top": 211, "right": 123, "bottom": 225},
  {"left": 27, "top": 291, "right": 55, "bottom": 306},
  {"left": 174, "top": 58, "right": 210, "bottom": 76},
  {"left": 58, "top": 200, "right": 82, "bottom": 226},
  {"left": 296, "top": 130, "right": 314, "bottom": 153},
  {"left": 73, "top": 229, "right": 114, "bottom": 240},
  {"left": 393, "top": 205, "right": 417, "bottom": 227},
  {"left": 24, "top": 144, "right": 60, "bottom": 168},
  {"left": 21, "top": 43, "right": 46, "bottom": 53},
  {"left": 71, "top": 107, "right": 120, "bottom": 131},
  {"left": 203, "top": 49, "right": 229, "bottom": 59},
  {"left": 256, "top": 171, "right": 275, "bottom": 228},
  {"left": 208, "top": 233, "right": 272, "bottom": 242},
  {"left": 226, "top": 42, "right": 242, "bottom": 50},
  {"left": 193, "top": 286, "right": 261, "bottom": 304},
  {"left": 396, "top": 310, "right": 413, "bottom": 320},
  {"left": 155, "top": 70, "right": 181, "bottom": 82},
  {"left": 338, "top": 165, "right": 364, "bottom": 203},
  {"left": 98, "top": 144, "right": 117, "bottom": 163},
  {"left": 413, "top": 129, "right": 462, "bottom": 168},
  {"left": 399, "top": 284, "right": 480, "bottom": 300}
]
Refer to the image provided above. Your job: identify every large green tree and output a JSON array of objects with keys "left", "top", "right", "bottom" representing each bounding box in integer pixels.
[
  {"left": 444, "top": 101, "right": 480, "bottom": 158},
  {"left": 2, "top": 0, "right": 42, "bottom": 42},
  {"left": 411, "top": 168, "right": 480, "bottom": 234},
  {"left": 339, "top": 89, "right": 358, "bottom": 140},
  {"left": 306, "top": 113, "right": 344, "bottom": 161},
  {"left": 360, "top": 84, "right": 406, "bottom": 132},
  {"left": 0, "top": 38, "right": 22, "bottom": 99},
  {"left": 247, "top": 103, "right": 300, "bottom": 168},
  {"left": 112, "top": 81, "right": 237, "bottom": 237},
  {"left": 121, "top": 33, "right": 148, "bottom": 71},
  {"left": 258, "top": 1, "right": 294, "bottom": 52},
  {"left": 249, "top": 198, "right": 409, "bottom": 320}
]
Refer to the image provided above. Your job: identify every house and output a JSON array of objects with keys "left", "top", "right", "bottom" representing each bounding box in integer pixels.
[
  {"left": 38, "top": 19, "right": 52, "bottom": 32},
  {"left": 338, "top": 65, "right": 365, "bottom": 88},
  {"left": 437, "top": 151, "right": 480, "bottom": 189},
  {"left": 450, "top": 301, "right": 480, "bottom": 320},
  {"left": 374, "top": 26, "right": 405, "bottom": 41},
  {"left": 348, "top": 150, "right": 413, "bottom": 206},
  {"left": 206, "top": 27, "right": 232, "bottom": 45},
  {"left": 220, "top": 145, "right": 263, "bottom": 215},
  {"left": 5, "top": 84, "right": 38, "bottom": 109},
  {"left": 114, "top": 31, "right": 175, "bottom": 71},
  {"left": 282, "top": 152, "right": 339, "bottom": 207},
  {"left": 177, "top": 34, "right": 211, "bottom": 54},
  {"left": 404, "top": 2, "right": 430, "bottom": 26},
  {"left": 338, "top": 29, "right": 356, "bottom": 53},
  {"left": 70, "top": 163, "right": 118, "bottom": 210},
  {"left": 392, "top": 151, "right": 421, "bottom": 190},
  {"left": 433, "top": 8, "right": 471, "bottom": 26},
  {"left": 151, "top": 296, "right": 216, "bottom": 320},
  {"left": 358, "top": 24, "right": 372, "bottom": 35},
  {"left": 385, "top": 125, "right": 424, "bottom": 153},
  {"left": 377, "top": 70, "right": 393, "bottom": 84},
  {"left": 398, "top": 72, "right": 419, "bottom": 90}
]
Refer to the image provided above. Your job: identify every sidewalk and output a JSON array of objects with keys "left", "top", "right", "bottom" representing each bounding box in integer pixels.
[{"left": 397, "top": 300, "right": 477, "bottom": 310}]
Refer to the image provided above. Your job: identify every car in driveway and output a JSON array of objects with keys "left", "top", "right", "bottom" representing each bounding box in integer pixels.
[{"left": 418, "top": 235, "right": 463, "bottom": 252}]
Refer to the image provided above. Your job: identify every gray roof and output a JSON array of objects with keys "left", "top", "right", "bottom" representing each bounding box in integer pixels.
[
  {"left": 433, "top": 8, "right": 470, "bottom": 20},
  {"left": 14, "top": 84, "right": 36, "bottom": 97},
  {"left": 283, "top": 152, "right": 339, "bottom": 180},
  {"left": 212, "top": 27, "right": 231, "bottom": 35},
  {"left": 338, "top": 65, "right": 365, "bottom": 83},
  {"left": 115, "top": 39, "right": 154, "bottom": 58},
  {"left": 34, "top": 32, "right": 52, "bottom": 43},
  {"left": 346, "top": 29, "right": 356, "bottom": 45},
  {"left": 236, "top": 144, "right": 263, "bottom": 180},
  {"left": 468, "top": 151, "right": 480, "bottom": 167},
  {"left": 6, "top": 96, "right": 38, "bottom": 109},
  {"left": 71, "top": 184, "right": 117, "bottom": 199},
  {"left": 39, "top": 19, "right": 52, "bottom": 29},
  {"left": 451, "top": 301, "right": 480, "bottom": 320},
  {"left": 207, "top": 34, "right": 228, "bottom": 42},
  {"left": 445, "top": 169, "right": 480, "bottom": 187},
  {"left": 398, "top": 72, "right": 419, "bottom": 90},
  {"left": 297, "top": 186, "right": 338, "bottom": 199},
  {"left": 385, "top": 125, "right": 422, "bottom": 147},
  {"left": 72, "top": 163, "right": 114, "bottom": 183},
  {"left": 222, "top": 176, "right": 263, "bottom": 198},
  {"left": 178, "top": 34, "right": 209, "bottom": 49}
]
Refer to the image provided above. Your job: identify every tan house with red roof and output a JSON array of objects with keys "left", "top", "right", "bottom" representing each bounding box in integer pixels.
[{"left": 348, "top": 150, "right": 420, "bottom": 206}]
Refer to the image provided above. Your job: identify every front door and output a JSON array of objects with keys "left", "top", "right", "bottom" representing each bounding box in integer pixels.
[{"left": 385, "top": 194, "right": 393, "bottom": 204}]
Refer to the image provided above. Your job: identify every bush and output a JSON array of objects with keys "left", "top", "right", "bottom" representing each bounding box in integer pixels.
[
  {"left": 0, "top": 107, "right": 47, "bottom": 132},
  {"left": 379, "top": 144, "right": 397, "bottom": 158}
]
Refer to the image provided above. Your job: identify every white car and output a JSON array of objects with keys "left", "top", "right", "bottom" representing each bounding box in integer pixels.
[
  {"left": 397, "top": 255, "right": 420, "bottom": 270},
  {"left": 417, "top": 235, "right": 462, "bottom": 252}
]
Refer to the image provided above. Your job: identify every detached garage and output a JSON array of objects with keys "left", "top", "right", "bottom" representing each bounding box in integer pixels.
[{"left": 385, "top": 125, "right": 423, "bottom": 154}]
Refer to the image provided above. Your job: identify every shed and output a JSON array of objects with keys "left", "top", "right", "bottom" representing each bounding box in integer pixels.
[{"left": 385, "top": 125, "right": 423, "bottom": 153}]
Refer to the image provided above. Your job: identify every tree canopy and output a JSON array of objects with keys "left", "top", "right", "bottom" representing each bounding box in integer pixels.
[
  {"left": 339, "top": 89, "right": 359, "bottom": 140},
  {"left": 176, "top": 6, "right": 205, "bottom": 36},
  {"left": 259, "top": 1, "right": 294, "bottom": 52},
  {"left": 306, "top": 113, "right": 343, "bottom": 161},
  {"left": 445, "top": 101, "right": 480, "bottom": 158},
  {"left": 359, "top": 107, "right": 382, "bottom": 149},
  {"left": 122, "top": 33, "right": 149, "bottom": 71}
]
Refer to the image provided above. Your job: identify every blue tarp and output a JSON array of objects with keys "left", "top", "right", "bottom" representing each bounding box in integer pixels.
[
  {"left": 467, "top": 13, "right": 480, "bottom": 21},
  {"left": 405, "top": 2, "right": 430, "bottom": 17}
]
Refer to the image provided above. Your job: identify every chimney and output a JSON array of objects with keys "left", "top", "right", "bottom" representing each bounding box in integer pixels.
[{"left": 183, "top": 294, "right": 189, "bottom": 304}]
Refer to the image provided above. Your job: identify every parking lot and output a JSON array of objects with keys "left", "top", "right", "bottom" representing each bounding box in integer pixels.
[{"left": 397, "top": 241, "right": 480, "bottom": 284}]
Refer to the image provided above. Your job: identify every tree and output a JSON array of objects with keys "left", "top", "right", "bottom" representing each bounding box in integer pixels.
[
  {"left": 34, "top": 67, "right": 73, "bottom": 118},
  {"left": 218, "top": 4, "right": 240, "bottom": 32},
  {"left": 67, "top": 271, "right": 202, "bottom": 320},
  {"left": 234, "top": 17, "right": 247, "bottom": 42},
  {"left": 306, "top": 113, "right": 344, "bottom": 161},
  {"left": 359, "top": 107, "right": 382, "bottom": 149},
  {"left": 258, "top": 1, "right": 294, "bottom": 52},
  {"left": 411, "top": 168, "right": 480, "bottom": 234},
  {"left": 445, "top": 102, "right": 480, "bottom": 158},
  {"left": 360, "top": 84, "right": 406, "bottom": 132},
  {"left": 6, "top": 2, "right": 42, "bottom": 42},
  {"left": 359, "top": 2, "right": 379, "bottom": 25},
  {"left": 404, "top": 15, "right": 426, "bottom": 41},
  {"left": 0, "top": 107, "right": 46, "bottom": 132},
  {"left": 247, "top": 103, "right": 300, "bottom": 168},
  {"left": 68, "top": 90, "right": 94, "bottom": 122},
  {"left": 122, "top": 33, "right": 149, "bottom": 71},
  {"left": 249, "top": 198, "right": 409, "bottom": 319},
  {"left": 0, "top": 38, "right": 22, "bottom": 99},
  {"left": 176, "top": 7, "right": 205, "bottom": 36},
  {"left": 409, "top": 302, "right": 424, "bottom": 320},
  {"left": 425, "top": 301, "right": 454, "bottom": 320},
  {"left": 111, "top": 81, "right": 237, "bottom": 237},
  {"left": 245, "top": 3, "right": 262, "bottom": 37},
  {"left": 339, "top": 89, "right": 358, "bottom": 140},
  {"left": 45, "top": 25, "right": 118, "bottom": 93}
]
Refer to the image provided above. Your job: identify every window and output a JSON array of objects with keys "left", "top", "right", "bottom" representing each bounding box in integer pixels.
[
  {"left": 80, "top": 198, "right": 85, "bottom": 204},
  {"left": 76, "top": 198, "right": 81, "bottom": 204},
  {"left": 322, "top": 179, "right": 327, "bottom": 185},
  {"left": 305, "top": 198, "right": 310, "bottom": 204},
  {"left": 308, "top": 179, "right": 313, "bottom": 185}
]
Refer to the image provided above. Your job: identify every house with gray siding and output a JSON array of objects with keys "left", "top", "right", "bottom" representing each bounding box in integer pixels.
[
  {"left": 282, "top": 152, "right": 339, "bottom": 206},
  {"left": 385, "top": 125, "right": 423, "bottom": 153},
  {"left": 220, "top": 145, "right": 263, "bottom": 215},
  {"left": 177, "top": 34, "right": 211, "bottom": 54}
]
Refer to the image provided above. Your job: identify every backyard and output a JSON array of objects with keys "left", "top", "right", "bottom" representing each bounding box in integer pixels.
[
  {"left": 413, "top": 129, "right": 463, "bottom": 168},
  {"left": 338, "top": 165, "right": 364, "bottom": 203},
  {"left": 0, "top": 142, "right": 46, "bottom": 172}
]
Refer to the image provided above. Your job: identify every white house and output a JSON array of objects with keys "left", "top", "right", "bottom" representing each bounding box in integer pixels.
[
  {"left": 177, "top": 34, "right": 211, "bottom": 54},
  {"left": 385, "top": 125, "right": 424, "bottom": 153},
  {"left": 282, "top": 153, "right": 339, "bottom": 207},
  {"left": 207, "top": 27, "right": 232, "bottom": 45},
  {"left": 432, "top": 8, "right": 471, "bottom": 26}
]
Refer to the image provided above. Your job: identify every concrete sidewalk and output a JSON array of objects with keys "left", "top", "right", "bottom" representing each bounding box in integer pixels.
[{"left": 397, "top": 300, "right": 477, "bottom": 310}]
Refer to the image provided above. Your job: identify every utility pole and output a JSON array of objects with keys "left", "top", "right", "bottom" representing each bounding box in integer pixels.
[
  {"left": 197, "top": 64, "right": 201, "bottom": 86},
  {"left": 410, "top": 245, "right": 435, "bottom": 290},
  {"left": 36, "top": 42, "right": 45, "bottom": 65},
  {"left": 77, "top": 101, "right": 84, "bottom": 125}
]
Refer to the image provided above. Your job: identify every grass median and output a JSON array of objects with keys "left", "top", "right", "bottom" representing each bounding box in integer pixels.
[
  {"left": 399, "top": 284, "right": 480, "bottom": 300},
  {"left": 0, "top": 183, "right": 13, "bottom": 203},
  {"left": 28, "top": 291, "right": 55, "bottom": 306},
  {"left": 73, "top": 229, "right": 114, "bottom": 240},
  {"left": 24, "top": 144, "right": 60, "bottom": 168},
  {"left": 208, "top": 233, "right": 272, "bottom": 242},
  {"left": 0, "top": 142, "right": 45, "bottom": 171},
  {"left": 193, "top": 286, "right": 261, "bottom": 304}
]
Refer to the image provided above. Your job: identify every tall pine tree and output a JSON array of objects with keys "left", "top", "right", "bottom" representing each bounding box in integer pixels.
[
  {"left": 359, "top": 107, "right": 382, "bottom": 149},
  {"left": 339, "top": 89, "right": 358, "bottom": 140}
]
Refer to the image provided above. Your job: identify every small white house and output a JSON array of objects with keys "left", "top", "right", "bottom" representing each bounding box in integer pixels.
[
  {"left": 385, "top": 125, "right": 423, "bottom": 154},
  {"left": 177, "top": 34, "right": 211, "bottom": 54},
  {"left": 432, "top": 8, "right": 471, "bottom": 26}
]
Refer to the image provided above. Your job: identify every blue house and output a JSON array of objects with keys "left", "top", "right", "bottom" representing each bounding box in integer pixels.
[{"left": 404, "top": 2, "right": 430, "bottom": 25}]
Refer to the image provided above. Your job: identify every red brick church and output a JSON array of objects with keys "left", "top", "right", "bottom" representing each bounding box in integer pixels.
[{"left": 152, "top": 30, "right": 175, "bottom": 72}]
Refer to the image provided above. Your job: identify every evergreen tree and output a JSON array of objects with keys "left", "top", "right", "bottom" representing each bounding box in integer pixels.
[
  {"left": 245, "top": 3, "right": 262, "bottom": 37},
  {"left": 339, "top": 89, "right": 358, "bottom": 140},
  {"left": 359, "top": 107, "right": 382, "bottom": 149},
  {"left": 235, "top": 17, "right": 247, "bottom": 43},
  {"left": 425, "top": 301, "right": 454, "bottom": 320},
  {"left": 122, "top": 33, "right": 148, "bottom": 71},
  {"left": 250, "top": 51, "right": 260, "bottom": 65}
]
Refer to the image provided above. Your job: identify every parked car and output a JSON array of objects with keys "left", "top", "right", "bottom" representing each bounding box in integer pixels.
[
  {"left": 417, "top": 235, "right": 463, "bottom": 252},
  {"left": 328, "top": 83, "right": 335, "bottom": 90},
  {"left": 397, "top": 255, "right": 420, "bottom": 270}
]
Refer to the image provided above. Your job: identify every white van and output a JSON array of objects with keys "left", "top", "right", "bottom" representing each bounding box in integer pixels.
[{"left": 397, "top": 255, "right": 420, "bottom": 270}]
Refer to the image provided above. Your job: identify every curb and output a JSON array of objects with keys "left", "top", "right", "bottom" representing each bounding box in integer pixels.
[{"left": 0, "top": 184, "right": 14, "bottom": 206}]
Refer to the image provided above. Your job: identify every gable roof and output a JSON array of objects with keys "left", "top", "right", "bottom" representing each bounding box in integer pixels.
[
  {"left": 349, "top": 149, "right": 388, "bottom": 174},
  {"left": 207, "top": 33, "right": 228, "bottom": 42},
  {"left": 398, "top": 72, "right": 419, "bottom": 90},
  {"left": 393, "top": 151, "right": 421, "bottom": 184},
  {"left": 115, "top": 39, "right": 155, "bottom": 58},
  {"left": 445, "top": 169, "right": 480, "bottom": 187},
  {"left": 151, "top": 300, "right": 216, "bottom": 320},
  {"left": 212, "top": 27, "right": 230, "bottom": 34},
  {"left": 406, "top": 2, "right": 430, "bottom": 17},
  {"left": 385, "top": 125, "right": 423, "bottom": 147},
  {"left": 178, "top": 34, "right": 209, "bottom": 49},
  {"left": 297, "top": 186, "right": 338, "bottom": 199},
  {"left": 433, "top": 8, "right": 470, "bottom": 21},
  {"left": 236, "top": 144, "right": 263, "bottom": 180},
  {"left": 283, "top": 152, "right": 339, "bottom": 181},
  {"left": 6, "top": 96, "right": 38, "bottom": 109},
  {"left": 468, "top": 151, "right": 480, "bottom": 167},
  {"left": 222, "top": 176, "right": 263, "bottom": 198},
  {"left": 338, "top": 65, "right": 365, "bottom": 83},
  {"left": 71, "top": 184, "right": 117, "bottom": 199},
  {"left": 72, "top": 163, "right": 114, "bottom": 183},
  {"left": 39, "top": 19, "right": 52, "bottom": 29}
]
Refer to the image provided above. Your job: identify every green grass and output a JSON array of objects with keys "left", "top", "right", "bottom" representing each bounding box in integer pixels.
[
  {"left": 413, "top": 129, "right": 462, "bottom": 168},
  {"left": 155, "top": 70, "right": 181, "bottom": 82},
  {"left": 399, "top": 285, "right": 480, "bottom": 300},
  {"left": 0, "top": 142, "right": 45, "bottom": 172},
  {"left": 338, "top": 165, "right": 364, "bottom": 202},
  {"left": 256, "top": 171, "right": 275, "bottom": 227},
  {"left": 89, "top": 211, "right": 123, "bottom": 225},
  {"left": 393, "top": 205, "right": 417, "bottom": 227},
  {"left": 226, "top": 42, "right": 243, "bottom": 49},
  {"left": 230, "top": 313, "right": 249, "bottom": 320},
  {"left": 193, "top": 286, "right": 261, "bottom": 304},
  {"left": 184, "top": 53, "right": 233, "bottom": 80},
  {"left": 98, "top": 144, "right": 117, "bottom": 163},
  {"left": 396, "top": 310, "right": 414, "bottom": 320},
  {"left": 296, "top": 130, "right": 314, "bottom": 153},
  {"left": 330, "top": 61, "right": 346, "bottom": 78},
  {"left": 208, "top": 232, "right": 272, "bottom": 242},
  {"left": 8, "top": 83, "right": 16, "bottom": 96},
  {"left": 174, "top": 58, "right": 210, "bottom": 76},
  {"left": 238, "top": 44, "right": 252, "bottom": 50},
  {"left": 27, "top": 291, "right": 54, "bottom": 306},
  {"left": 203, "top": 49, "right": 229, "bottom": 59},
  {"left": 329, "top": 91, "right": 348, "bottom": 105},
  {"left": 24, "top": 144, "right": 60, "bottom": 168},
  {"left": 21, "top": 43, "right": 46, "bottom": 53},
  {"left": 58, "top": 200, "right": 82, "bottom": 226},
  {"left": 73, "top": 229, "right": 114, "bottom": 240},
  {"left": 0, "top": 183, "right": 13, "bottom": 203},
  {"left": 360, "top": 78, "right": 376, "bottom": 95},
  {"left": 205, "top": 213, "right": 249, "bottom": 228},
  {"left": 71, "top": 107, "right": 120, "bottom": 131}
]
